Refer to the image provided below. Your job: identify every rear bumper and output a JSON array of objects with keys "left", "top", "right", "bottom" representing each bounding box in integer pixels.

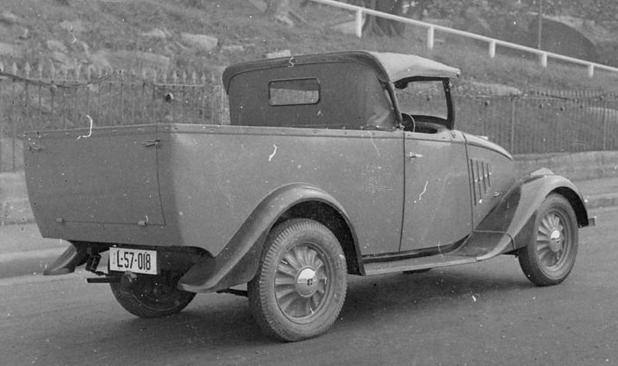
[{"left": 44, "top": 242, "right": 209, "bottom": 284}]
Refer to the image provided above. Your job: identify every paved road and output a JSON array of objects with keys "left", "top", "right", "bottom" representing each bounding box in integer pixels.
[{"left": 1, "top": 208, "right": 616, "bottom": 366}]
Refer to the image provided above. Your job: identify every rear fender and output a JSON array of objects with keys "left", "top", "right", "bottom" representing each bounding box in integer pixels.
[
  {"left": 43, "top": 243, "right": 88, "bottom": 275},
  {"left": 178, "top": 183, "right": 358, "bottom": 293},
  {"left": 470, "top": 169, "right": 590, "bottom": 260}
]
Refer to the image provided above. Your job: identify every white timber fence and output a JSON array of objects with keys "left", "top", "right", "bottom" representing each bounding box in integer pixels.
[{"left": 309, "top": 0, "right": 618, "bottom": 78}]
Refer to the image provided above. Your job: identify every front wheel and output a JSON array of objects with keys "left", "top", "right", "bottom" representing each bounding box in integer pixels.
[
  {"left": 110, "top": 271, "right": 195, "bottom": 318},
  {"left": 248, "top": 219, "right": 347, "bottom": 342},
  {"left": 518, "top": 194, "right": 578, "bottom": 286}
]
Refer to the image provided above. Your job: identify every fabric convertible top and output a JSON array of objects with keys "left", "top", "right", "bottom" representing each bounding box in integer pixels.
[
  {"left": 367, "top": 51, "right": 461, "bottom": 81},
  {"left": 222, "top": 50, "right": 461, "bottom": 92}
]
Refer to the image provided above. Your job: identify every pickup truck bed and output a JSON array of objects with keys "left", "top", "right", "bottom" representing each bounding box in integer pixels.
[{"left": 25, "top": 123, "right": 404, "bottom": 257}]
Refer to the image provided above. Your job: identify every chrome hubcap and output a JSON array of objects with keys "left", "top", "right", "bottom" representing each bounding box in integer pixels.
[
  {"left": 275, "top": 244, "right": 329, "bottom": 320},
  {"left": 548, "top": 229, "right": 562, "bottom": 252},
  {"left": 296, "top": 267, "right": 319, "bottom": 297},
  {"left": 536, "top": 212, "right": 568, "bottom": 269}
]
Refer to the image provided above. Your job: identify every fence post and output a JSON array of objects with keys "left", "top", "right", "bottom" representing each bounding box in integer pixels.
[
  {"left": 355, "top": 9, "right": 363, "bottom": 38},
  {"left": 0, "top": 63, "right": 3, "bottom": 172},
  {"left": 488, "top": 40, "right": 496, "bottom": 58},
  {"left": 588, "top": 64, "right": 594, "bottom": 78},
  {"left": 510, "top": 96, "right": 516, "bottom": 153},
  {"left": 539, "top": 53, "right": 548, "bottom": 68},
  {"left": 426, "top": 26, "right": 434, "bottom": 50},
  {"left": 0, "top": 124, "right": 3, "bottom": 172},
  {"left": 220, "top": 83, "right": 227, "bottom": 124},
  {"left": 210, "top": 73, "right": 219, "bottom": 125},
  {"left": 23, "top": 62, "right": 31, "bottom": 157},
  {"left": 0, "top": 115, "right": 3, "bottom": 173},
  {"left": 10, "top": 76, "right": 16, "bottom": 171},
  {"left": 602, "top": 100, "right": 608, "bottom": 150},
  {"left": 200, "top": 73, "right": 207, "bottom": 123}
]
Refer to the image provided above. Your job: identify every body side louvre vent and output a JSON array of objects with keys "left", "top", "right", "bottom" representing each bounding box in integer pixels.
[{"left": 470, "top": 159, "right": 492, "bottom": 205}]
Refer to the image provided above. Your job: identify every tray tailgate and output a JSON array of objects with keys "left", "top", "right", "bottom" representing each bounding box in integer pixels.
[{"left": 25, "top": 126, "right": 164, "bottom": 226}]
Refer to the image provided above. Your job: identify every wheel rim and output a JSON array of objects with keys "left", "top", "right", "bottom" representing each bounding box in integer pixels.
[
  {"left": 535, "top": 209, "right": 572, "bottom": 273},
  {"left": 274, "top": 243, "right": 332, "bottom": 323}
]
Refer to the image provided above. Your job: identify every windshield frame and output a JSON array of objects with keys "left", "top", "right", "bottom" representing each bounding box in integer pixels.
[{"left": 391, "top": 76, "right": 454, "bottom": 130}]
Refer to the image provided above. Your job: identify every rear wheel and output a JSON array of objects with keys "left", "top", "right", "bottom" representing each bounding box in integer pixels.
[
  {"left": 110, "top": 271, "right": 195, "bottom": 318},
  {"left": 248, "top": 219, "right": 347, "bottom": 341},
  {"left": 518, "top": 194, "right": 578, "bottom": 286}
]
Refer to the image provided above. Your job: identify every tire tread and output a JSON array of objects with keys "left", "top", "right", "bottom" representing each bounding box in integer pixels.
[
  {"left": 248, "top": 218, "right": 347, "bottom": 341},
  {"left": 518, "top": 194, "right": 578, "bottom": 286}
]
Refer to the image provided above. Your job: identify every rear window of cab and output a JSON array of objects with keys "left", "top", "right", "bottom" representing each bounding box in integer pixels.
[{"left": 269, "top": 78, "right": 320, "bottom": 106}]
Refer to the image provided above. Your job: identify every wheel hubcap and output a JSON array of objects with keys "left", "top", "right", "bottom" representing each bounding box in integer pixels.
[
  {"left": 548, "top": 229, "right": 562, "bottom": 252},
  {"left": 275, "top": 244, "right": 330, "bottom": 320},
  {"left": 536, "top": 212, "right": 568, "bottom": 269},
  {"left": 296, "top": 267, "right": 319, "bottom": 297}
]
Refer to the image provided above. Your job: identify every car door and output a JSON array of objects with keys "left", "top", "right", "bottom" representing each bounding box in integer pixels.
[{"left": 400, "top": 129, "right": 472, "bottom": 252}]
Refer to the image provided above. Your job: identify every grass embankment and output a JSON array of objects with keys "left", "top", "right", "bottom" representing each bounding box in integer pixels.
[{"left": 2, "top": 0, "right": 617, "bottom": 92}]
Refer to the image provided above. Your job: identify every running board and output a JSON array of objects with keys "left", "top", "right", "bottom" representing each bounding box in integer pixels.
[
  {"left": 362, "top": 231, "right": 514, "bottom": 276},
  {"left": 363, "top": 255, "right": 477, "bottom": 276}
]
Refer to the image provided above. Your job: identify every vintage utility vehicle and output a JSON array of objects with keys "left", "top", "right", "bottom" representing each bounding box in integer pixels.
[{"left": 25, "top": 51, "right": 593, "bottom": 341}]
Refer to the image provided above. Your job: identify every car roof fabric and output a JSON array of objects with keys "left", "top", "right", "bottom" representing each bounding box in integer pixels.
[
  {"left": 222, "top": 50, "right": 460, "bottom": 92},
  {"left": 366, "top": 51, "right": 461, "bottom": 81}
]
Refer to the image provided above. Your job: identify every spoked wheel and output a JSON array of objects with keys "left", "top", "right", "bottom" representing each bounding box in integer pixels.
[
  {"left": 110, "top": 271, "right": 195, "bottom": 318},
  {"left": 518, "top": 194, "right": 578, "bottom": 286},
  {"left": 248, "top": 219, "right": 347, "bottom": 342}
]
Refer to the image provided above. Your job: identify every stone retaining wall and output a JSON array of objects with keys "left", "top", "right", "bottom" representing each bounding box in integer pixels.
[{"left": 515, "top": 151, "right": 618, "bottom": 181}]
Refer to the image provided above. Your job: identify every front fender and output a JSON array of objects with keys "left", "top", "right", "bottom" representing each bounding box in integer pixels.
[
  {"left": 178, "top": 183, "right": 356, "bottom": 293},
  {"left": 466, "top": 169, "right": 590, "bottom": 260}
]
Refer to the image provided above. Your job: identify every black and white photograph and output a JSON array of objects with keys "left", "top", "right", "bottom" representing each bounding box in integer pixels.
[{"left": 0, "top": 0, "right": 616, "bottom": 365}]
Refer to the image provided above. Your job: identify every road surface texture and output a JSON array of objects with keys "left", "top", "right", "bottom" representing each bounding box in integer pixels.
[{"left": 1, "top": 208, "right": 615, "bottom": 366}]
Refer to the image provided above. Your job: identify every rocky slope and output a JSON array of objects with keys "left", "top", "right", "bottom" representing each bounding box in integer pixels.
[{"left": 0, "top": 0, "right": 616, "bottom": 91}]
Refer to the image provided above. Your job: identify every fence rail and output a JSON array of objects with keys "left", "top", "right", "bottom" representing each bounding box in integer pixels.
[
  {"left": 1, "top": 64, "right": 617, "bottom": 172},
  {"left": 309, "top": 0, "right": 618, "bottom": 78},
  {"left": 456, "top": 92, "right": 618, "bottom": 154}
]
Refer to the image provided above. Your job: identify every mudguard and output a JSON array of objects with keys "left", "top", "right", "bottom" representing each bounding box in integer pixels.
[
  {"left": 177, "top": 183, "right": 358, "bottom": 293},
  {"left": 460, "top": 168, "right": 591, "bottom": 261},
  {"left": 43, "top": 242, "right": 89, "bottom": 275}
]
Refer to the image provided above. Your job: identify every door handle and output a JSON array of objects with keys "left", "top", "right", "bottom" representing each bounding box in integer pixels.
[{"left": 408, "top": 152, "right": 423, "bottom": 159}]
